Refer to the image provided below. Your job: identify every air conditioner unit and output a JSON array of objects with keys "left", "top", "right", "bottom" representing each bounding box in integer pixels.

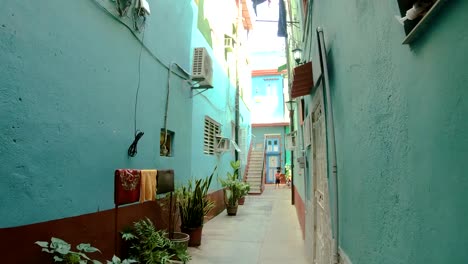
[
  {"left": 192, "top": 47, "right": 213, "bottom": 88},
  {"left": 215, "top": 136, "right": 230, "bottom": 153},
  {"left": 285, "top": 131, "right": 297, "bottom": 150}
]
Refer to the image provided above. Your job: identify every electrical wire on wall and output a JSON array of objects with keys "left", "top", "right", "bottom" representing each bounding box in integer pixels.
[
  {"left": 160, "top": 62, "right": 202, "bottom": 156},
  {"left": 132, "top": 1, "right": 147, "bottom": 31},
  {"left": 160, "top": 62, "right": 174, "bottom": 156},
  {"left": 89, "top": 0, "right": 195, "bottom": 157},
  {"left": 128, "top": 30, "right": 146, "bottom": 157},
  {"left": 89, "top": 0, "right": 191, "bottom": 81}
]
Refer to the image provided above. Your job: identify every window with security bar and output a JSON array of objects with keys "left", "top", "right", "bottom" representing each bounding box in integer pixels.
[{"left": 203, "top": 116, "right": 221, "bottom": 155}]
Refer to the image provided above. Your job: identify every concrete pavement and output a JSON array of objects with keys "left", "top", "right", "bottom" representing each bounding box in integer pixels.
[{"left": 189, "top": 185, "right": 309, "bottom": 264}]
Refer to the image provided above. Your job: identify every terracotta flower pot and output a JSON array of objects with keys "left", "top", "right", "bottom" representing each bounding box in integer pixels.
[
  {"left": 181, "top": 226, "right": 203, "bottom": 247},
  {"left": 226, "top": 205, "right": 238, "bottom": 216},
  {"left": 167, "top": 232, "right": 190, "bottom": 251},
  {"left": 238, "top": 196, "right": 245, "bottom": 205}
]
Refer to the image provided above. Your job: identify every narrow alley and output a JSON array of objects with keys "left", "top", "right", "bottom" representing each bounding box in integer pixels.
[
  {"left": 1, "top": 0, "right": 467, "bottom": 263},
  {"left": 189, "top": 185, "right": 307, "bottom": 264}
]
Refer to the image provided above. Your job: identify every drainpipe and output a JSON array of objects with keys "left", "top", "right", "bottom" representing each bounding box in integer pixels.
[
  {"left": 235, "top": 72, "right": 240, "bottom": 163},
  {"left": 283, "top": 0, "right": 295, "bottom": 205},
  {"left": 289, "top": 107, "right": 295, "bottom": 205},
  {"left": 234, "top": 0, "right": 241, "bottom": 163},
  {"left": 317, "top": 27, "right": 339, "bottom": 263}
]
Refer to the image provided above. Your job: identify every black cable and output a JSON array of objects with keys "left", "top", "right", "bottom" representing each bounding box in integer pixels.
[
  {"left": 128, "top": 131, "right": 145, "bottom": 157},
  {"left": 128, "top": 30, "right": 145, "bottom": 157},
  {"left": 89, "top": 0, "right": 190, "bottom": 80},
  {"left": 134, "top": 30, "right": 145, "bottom": 134}
]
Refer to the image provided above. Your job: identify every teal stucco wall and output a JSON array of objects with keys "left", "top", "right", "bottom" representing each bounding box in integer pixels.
[
  {"left": 304, "top": 0, "right": 468, "bottom": 263},
  {"left": 251, "top": 74, "right": 286, "bottom": 124},
  {"left": 189, "top": 1, "right": 253, "bottom": 190},
  {"left": 0, "top": 0, "right": 194, "bottom": 227},
  {"left": 252, "top": 126, "right": 287, "bottom": 171},
  {"left": 239, "top": 98, "right": 252, "bottom": 179}
]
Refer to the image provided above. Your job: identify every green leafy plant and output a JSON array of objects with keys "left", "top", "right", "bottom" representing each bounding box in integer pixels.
[
  {"left": 230, "top": 160, "right": 241, "bottom": 179},
  {"left": 176, "top": 167, "right": 216, "bottom": 228},
  {"left": 35, "top": 237, "right": 136, "bottom": 264},
  {"left": 108, "top": 256, "right": 138, "bottom": 264},
  {"left": 222, "top": 180, "right": 243, "bottom": 206},
  {"left": 219, "top": 160, "right": 249, "bottom": 206},
  {"left": 239, "top": 181, "right": 250, "bottom": 198},
  {"left": 121, "top": 218, "right": 191, "bottom": 264},
  {"left": 35, "top": 237, "right": 101, "bottom": 264}
]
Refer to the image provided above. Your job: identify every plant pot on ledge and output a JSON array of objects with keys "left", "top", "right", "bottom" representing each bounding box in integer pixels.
[{"left": 238, "top": 196, "right": 245, "bottom": 205}]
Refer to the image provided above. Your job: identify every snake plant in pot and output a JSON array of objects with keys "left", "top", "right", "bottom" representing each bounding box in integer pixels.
[{"left": 175, "top": 167, "right": 216, "bottom": 247}]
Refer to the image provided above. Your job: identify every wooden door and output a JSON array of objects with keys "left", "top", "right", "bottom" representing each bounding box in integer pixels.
[{"left": 311, "top": 97, "right": 333, "bottom": 264}]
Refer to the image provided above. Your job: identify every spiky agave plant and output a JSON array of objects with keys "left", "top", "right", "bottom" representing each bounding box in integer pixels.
[{"left": 176, "top": 167, "right": 216, "bottom": 228}]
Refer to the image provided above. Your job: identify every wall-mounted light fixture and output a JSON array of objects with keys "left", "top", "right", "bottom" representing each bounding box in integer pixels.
[
  {"left": 292, "top": 48, "right": 303, "bottom": 65},
  {"left": 286, "top": 100, "right": 297, "bottom": 111}
]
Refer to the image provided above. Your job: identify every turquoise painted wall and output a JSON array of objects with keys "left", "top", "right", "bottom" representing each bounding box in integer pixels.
[
  {"left": 252, "top": 126, "right": 287, "bottom": 171},
  {"left": 304, "top": 0, "right": 468, "bottom": 263},
  {"left": 239, "top": 98, "right": 252, "bottom": 179},
  {"left": 251, "top": 75, "right": 286, "bottom": 123},
  {"left": 189, "top": 1, "right": 247, "bottom": 191},
  {"left": 0, "top": 0, "right": 194, "bottom": 227}
]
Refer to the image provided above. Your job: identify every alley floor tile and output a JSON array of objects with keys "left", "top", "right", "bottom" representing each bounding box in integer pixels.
[{"left": 188, "top": 185, "right": 309, "bottom": 264}]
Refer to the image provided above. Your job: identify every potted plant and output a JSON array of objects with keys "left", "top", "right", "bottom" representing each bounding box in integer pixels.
[
  {"left": 219, "top": 161, "right": 244, "bottom": 215},
  {"left": 121, "top": 218, "right": 191, "bottom": 264},
  {"left": 158, "top": 193, "right": 190, "bottom": 250},
  {"left": 35, "top": 237, "right": 136, "bottom": 264},
  {"left": 226, "top": 160, "right": 249, "bottom": 205},
  {"left": 221, "top": 180, "right": 243, "bottom": 215},
  {"left": 238, "top": 181, "right": 250, "bottom": 205},
  {"left": 175, "top": 167, "right": 216, "bottom": 247}
]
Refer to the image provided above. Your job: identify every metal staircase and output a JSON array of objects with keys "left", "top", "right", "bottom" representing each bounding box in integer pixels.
[{"left": 245, "top": 143, "right": 265, "bottom": 194}]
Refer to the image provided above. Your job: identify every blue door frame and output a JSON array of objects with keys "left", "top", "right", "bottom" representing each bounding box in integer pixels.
[{"left": 265, "top": 137, "right": 281, "bottom": 184}]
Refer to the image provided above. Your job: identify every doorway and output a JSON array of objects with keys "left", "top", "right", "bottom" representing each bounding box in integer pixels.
[
  {"left": 305, "top": 88, "right": 333, "bottom": 264},
  {"left": 265, "top": 136, "right": 281, "bottom": 184}
]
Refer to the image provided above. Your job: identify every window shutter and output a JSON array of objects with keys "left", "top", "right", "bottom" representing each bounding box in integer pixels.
[{"left": 203, "top": 117, "right": 220, "bottom": 155}]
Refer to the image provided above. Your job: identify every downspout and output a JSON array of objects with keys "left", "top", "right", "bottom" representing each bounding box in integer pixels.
[
  {"left": 284, "top": 0, "right": 295, "bottom": 205},
  {"left": 317, "top": 27, "right": 339, "bottom": 263},
  {"left": 235, "top": 70, "right": 240, "bottom": 163},
  {"left": 234, "top": 0, "right": 241, "bottom": 163}
]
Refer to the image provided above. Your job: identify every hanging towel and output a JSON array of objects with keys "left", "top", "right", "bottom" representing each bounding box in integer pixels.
[
  {"left": 139, "top": 170, "right": 158, "bottom": 203},
  {"left": 252, "top": 0, "right": 270, "bottom": 15},
  {"left": 277, "top": 0, "right": 288, "bottom": 37},
  {"left": 114, "top": 169, "right": 141, "bottom": 206}
]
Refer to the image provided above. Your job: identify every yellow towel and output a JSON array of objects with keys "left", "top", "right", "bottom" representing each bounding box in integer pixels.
[{"left": 139, "top": 170, "right": 157, "bottom": 203}]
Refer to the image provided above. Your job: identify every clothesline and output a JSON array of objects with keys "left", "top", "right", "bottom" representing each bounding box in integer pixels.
[{"left": 114, "top": 169, "right": 174, "bottom": 206}]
